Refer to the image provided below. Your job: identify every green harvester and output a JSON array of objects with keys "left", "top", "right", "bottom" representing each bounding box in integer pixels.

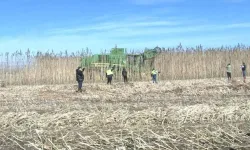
[{"left": 81, "top": 46, "right": 159, "bottom": 69}]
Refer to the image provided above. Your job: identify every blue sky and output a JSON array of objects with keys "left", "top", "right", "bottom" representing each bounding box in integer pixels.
[{"left": 0, "top": 0, "right": 249, "bottom": 54}]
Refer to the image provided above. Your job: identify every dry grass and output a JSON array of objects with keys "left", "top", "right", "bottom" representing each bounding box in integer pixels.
[
  {"left": 1, "top": 78, "right": 250, "bottom": 149},
  {"left": 0, "top": 45, "right": 250, "bottom": 85}
]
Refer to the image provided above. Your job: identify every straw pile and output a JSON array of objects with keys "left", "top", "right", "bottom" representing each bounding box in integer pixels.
[{"left": 1, "top": 78, "right": 250, "bottom": 149}]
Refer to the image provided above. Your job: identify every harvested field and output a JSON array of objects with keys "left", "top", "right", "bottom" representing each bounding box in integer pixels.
[{"left": 1, "top": 78, "right": 250, "bottom": 150}]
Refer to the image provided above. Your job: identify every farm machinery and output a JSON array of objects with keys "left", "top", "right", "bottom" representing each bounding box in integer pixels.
[{"left": 81, "top": 46, "right": 159, "bottom": 70}]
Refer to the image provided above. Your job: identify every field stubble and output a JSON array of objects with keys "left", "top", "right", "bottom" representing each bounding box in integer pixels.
[{"left": 1, "top": 78, "right": 250, "bottom": 150}]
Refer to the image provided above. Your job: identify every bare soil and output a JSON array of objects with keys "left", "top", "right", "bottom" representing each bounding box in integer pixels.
[{"left": 1, "top": 78, "right": 250, "bottom": 150}]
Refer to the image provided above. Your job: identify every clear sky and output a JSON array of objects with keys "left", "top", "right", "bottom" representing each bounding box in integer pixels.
[{"left": 0, "top": 0, "right": 249, "bottom": 54}]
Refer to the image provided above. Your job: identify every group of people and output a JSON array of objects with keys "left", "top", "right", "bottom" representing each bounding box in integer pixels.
[
  {"left": 105, "top": 66, "right": 128, "bottom": 84},
  {"left": 76, "top": 62, "right": 247, "bottom": 92},
  {"left": 226, "top": 62, "right": 247, "bottom": 83},
  {"left": 75, "top": 66, "right": 160, "bottom": 92}
]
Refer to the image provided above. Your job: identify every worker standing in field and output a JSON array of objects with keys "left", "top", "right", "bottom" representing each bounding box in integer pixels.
[
  {"left": 226, "top": 63, "right": 232, "bottom": 82},
  {"left": 241, "top": 62, "right": 247, "bottom": 83},
  {"left": 76, "top": 67, "right": 84, "bottom": 92},
  {"left": 151, "top": 68, "right": 160, "bottom": 83},
  {"left": 122, "top": 67, "right": 128, "bottom": 83},
  {"left": 106, "top": 66, "right": 114, "bottom": 84}
]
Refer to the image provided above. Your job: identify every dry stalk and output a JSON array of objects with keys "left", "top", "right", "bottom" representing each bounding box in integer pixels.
[
  {"left": 79, "top": 142, "right": 97, "bottom": 149},
  {"left": 60, "top": 132, "right": 72, "bottom": 150},
  {"left": 27, "top": 142, "right": 42, "bottom": 150},
  {"left": 3, "top": 134, "right": 25, "bottom": 150},
  {"left": 147, "top": 129, "right": 175, "bottom": 150},
  {"left": 48, "top": 138, "right": 59, "bottom": 150}
]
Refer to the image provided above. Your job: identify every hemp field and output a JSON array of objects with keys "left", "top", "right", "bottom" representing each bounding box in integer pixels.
[{"left": 1, "top": 78, "right": 250, "bottom": 150}]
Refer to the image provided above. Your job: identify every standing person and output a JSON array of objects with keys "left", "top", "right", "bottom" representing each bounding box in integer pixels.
[
  {"left": 122, "top": 67, "right": 128, "bottom": 83},
  {"left": 106, "top": 67, "right": 114, "bottom": 84},
  {"left": 241, "top": 62, "right": 246, "bottom": 83},
  {"left": 76, "top": 67, "right": 84, "bottom": 92},
  {"left": 151, "top": 68, "right": 159, "bottom": 83},
  {"left": 226, "top": 63, "right": 232, "bottom": 82}
]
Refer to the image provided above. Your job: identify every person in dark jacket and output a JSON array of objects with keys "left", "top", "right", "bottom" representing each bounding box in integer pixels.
[
  {"left": 76, "top": 67, "right": 84, "bottom": 92},
  {"left": 241, "top": 62, "right": 246, "bottom": 83},
  {"left": 122, "top": 68, "right": 128, "bottom": 83}
]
